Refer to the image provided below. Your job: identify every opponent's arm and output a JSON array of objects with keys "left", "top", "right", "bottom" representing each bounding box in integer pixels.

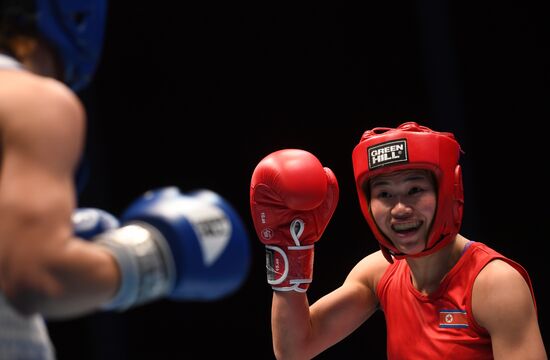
[
  {"left": 1, "top": 77, "right": 251, "bottom": 318},
  {"left": 0, "top": 79, "right": 121, "bottom": 318},
  {"left": 72, "top": 187, "right": 251, "bottom": 313},
  {"left": 87, "top": 186, "right": 251, "bottom": 310},
  {"left": 473, "top": 260, "right": 547, "bottom": 359}
]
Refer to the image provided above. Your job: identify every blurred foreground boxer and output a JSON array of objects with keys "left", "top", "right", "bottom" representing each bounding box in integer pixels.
[
  {"left": 0, "top": 1, "right": 250, "bottom": 359},
  {"left": 250, "top": 122, "right": 547, "bottom": 359}
]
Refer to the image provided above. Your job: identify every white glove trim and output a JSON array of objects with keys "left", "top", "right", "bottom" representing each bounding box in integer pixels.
[
  {"left": 96, "top": 223, "right": 176, "bottom": 311},
  {"left": 290, "top": 219, "right": 305, "bottom": 246},
  {"left": 272, "top": 283, "right": 309, "bottom": 292}
]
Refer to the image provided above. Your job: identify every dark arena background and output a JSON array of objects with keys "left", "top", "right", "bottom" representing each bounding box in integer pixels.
[{"left": 47, "top": 2, "right": 549, "bottom": 359}]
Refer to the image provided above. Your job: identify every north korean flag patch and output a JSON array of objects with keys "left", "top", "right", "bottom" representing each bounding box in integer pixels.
[{"left": 439, "top": 309, "right": 469, "bottom": 328}]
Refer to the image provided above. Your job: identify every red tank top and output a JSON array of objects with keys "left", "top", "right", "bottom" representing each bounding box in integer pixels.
[{"left": 376, "top": 241, "right": 535, "bottom": 359}]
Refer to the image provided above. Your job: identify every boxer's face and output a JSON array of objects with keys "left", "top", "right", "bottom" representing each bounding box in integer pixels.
[{"left": 369, "top": 169, "right": 436, "bottom": 256}]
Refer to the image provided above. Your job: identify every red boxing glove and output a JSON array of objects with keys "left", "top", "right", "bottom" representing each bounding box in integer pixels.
[{"left": 250, "top": 149, "right": 339, "bottom": 292}]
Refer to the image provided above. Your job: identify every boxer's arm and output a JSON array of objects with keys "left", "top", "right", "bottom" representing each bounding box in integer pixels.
[
  {"left": 0, "top": 79, "right": 120, "bottom": 318},
  {"left": 271, "top": 250, "right": 385, "bottom": 359},
  {"left": 473, "top": 260, "right": 547, "bottom": 359}
]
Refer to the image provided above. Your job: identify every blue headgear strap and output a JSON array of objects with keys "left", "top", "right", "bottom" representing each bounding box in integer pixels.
[{"left": 36, "top": 0, "right": 108, "bottom": 91}]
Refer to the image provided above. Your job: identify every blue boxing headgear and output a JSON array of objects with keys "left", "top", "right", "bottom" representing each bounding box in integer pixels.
[{"left": 36, "top": 0, "right": 108, "bottom": 91}]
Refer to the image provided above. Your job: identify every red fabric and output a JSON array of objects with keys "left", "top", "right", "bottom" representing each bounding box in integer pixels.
[{"left": 376, "top": 241, "right": 535, "bottom": 359}]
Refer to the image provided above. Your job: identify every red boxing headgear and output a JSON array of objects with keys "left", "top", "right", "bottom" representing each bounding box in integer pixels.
[{"left": 352, "top": 122, "right": 464, "bottom": 263}]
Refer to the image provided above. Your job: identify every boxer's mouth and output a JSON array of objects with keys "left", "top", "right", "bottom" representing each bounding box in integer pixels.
[{"left": 391, "top": 220, "right": 422, "bottom": 233}]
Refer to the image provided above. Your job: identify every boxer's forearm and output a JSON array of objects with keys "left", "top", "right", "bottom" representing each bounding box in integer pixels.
[
  {"left": 2, "top": 238, "right": 120, "bottom": 318},
  {"left": 272, "top": 291, "right": 313, "bottom": 360},
  {"left": 39, "top": 240, "right": 121, "bottom": 318}
]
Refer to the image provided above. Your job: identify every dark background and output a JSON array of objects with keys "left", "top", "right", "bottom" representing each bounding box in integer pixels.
[{"left": 47, "top": 2, "right": 549, "bottom": 359}]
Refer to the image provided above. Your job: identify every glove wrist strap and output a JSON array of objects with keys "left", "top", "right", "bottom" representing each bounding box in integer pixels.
[
  {"left": 94, "top": 223, "right": 176, "bottom": 311},
  {"left": 265, "top": 245, "right": 314, "bottom": 292}
]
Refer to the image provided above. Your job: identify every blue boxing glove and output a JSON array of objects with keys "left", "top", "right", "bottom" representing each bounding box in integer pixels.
[
  {"left": 93, "top": 187, "right": 251, "bottom": 310},
  {"left": 72, "top": 208, "right": 120, "bottom": 240}
]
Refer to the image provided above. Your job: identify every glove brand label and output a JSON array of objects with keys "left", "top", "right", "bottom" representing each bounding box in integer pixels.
[
  {"left": 180, "top": 201, "right": 232, "bottom": 266},
  {"left": 368, "top": 139, "right": 408, "bottom": 169}
]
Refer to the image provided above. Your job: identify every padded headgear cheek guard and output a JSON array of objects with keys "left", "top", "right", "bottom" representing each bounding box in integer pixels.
[
  {"left": 36, "top": 0, "right": 108, "bottom": 91},
  {"left": 352, "top": 122, "right": 464, "bottom": 263}
]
